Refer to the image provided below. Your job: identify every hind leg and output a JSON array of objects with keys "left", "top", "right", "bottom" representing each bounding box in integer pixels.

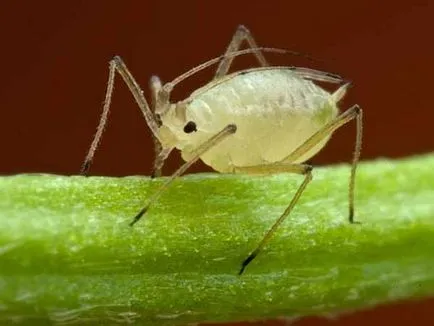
[{"left": 214, "top": 25, "right": 269, "bottom": 79}]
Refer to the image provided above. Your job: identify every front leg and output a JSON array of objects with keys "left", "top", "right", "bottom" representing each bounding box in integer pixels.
[
  {"left": 80, "top": 56, "right": 161, "bottom": 176},
  {"left": 151, "top": 147, "right": 172, "bottom": 178},
  {"left": 130, "top": 124, "right": 238, "bottom": 226}
]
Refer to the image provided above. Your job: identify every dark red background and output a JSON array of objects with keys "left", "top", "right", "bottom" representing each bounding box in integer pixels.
[{"left": 1, "top": 1, "right": 433, "bottom": 325}]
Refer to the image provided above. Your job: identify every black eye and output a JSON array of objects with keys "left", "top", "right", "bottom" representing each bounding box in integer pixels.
[{"left": 183, "top": 121, "right": 197, "bottom": 133}]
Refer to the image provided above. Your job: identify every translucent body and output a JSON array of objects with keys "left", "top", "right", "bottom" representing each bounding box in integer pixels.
[
  {"left": 159, "top": 67, "right": 339, "bottom": 173},
  {"left": 81, "top": 27, "right": 362, "bottom": 271}
]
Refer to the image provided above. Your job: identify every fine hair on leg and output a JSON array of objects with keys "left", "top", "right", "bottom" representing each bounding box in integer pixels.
[{"left": 80, "top": 56, "right": 161, "bottom": 176}]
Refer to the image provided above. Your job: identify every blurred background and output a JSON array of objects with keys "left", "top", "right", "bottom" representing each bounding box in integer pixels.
[{"left": 0, "top": 1, "right": 433, "bottom": 325}]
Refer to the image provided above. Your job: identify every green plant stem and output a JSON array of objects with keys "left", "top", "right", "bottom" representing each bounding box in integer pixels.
[{"left": 1, "top": 154, "right": 434, "bottom": 325}]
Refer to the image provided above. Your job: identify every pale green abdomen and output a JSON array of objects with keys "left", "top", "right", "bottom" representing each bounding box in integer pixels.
[{"left": 179, "top": 69, "right": 339, "bottom": 172}]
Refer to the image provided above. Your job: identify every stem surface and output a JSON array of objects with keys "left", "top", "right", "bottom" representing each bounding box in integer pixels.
[{"left": 0, "top": 155, "right": 434, "bottom": 325}]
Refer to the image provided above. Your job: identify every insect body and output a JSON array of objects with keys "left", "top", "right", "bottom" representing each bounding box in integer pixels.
[
  {"left": 161, "top": 67, "right": 342, "bottom": 173},
  {"left": 81, "top": 25, "right": 363, "bottom": 275}
]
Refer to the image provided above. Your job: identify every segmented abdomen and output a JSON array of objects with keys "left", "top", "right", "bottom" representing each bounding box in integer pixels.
[{"left": 183, "top": 69, "right": 338, "bottom": 172}]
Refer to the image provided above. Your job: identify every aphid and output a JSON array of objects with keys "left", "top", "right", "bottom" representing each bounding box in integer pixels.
[{"left": 81, "top": 25, "right": 363, "bottom": 275}]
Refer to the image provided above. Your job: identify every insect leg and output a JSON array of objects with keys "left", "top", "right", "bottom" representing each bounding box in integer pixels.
[
  {"left": 129, "top": 124, "right": 237, "bottom": 226},
  {"left": 151, "top": 147, "right": 172, "bottom": 178},
  {"left": 214, "top": 25, "right": 269, "bottom": 79},
  {"left": 148, "top": 76, "right": 172, "bottom": 178},
  {"left": 233, "top": 163, "right": 313, "bottom": 275},
  {"left": 80, "top": 56, "right": 161, "bottom": 176},
  {"left": 284, "top": 104, "right": 363, "bottom": 224}
]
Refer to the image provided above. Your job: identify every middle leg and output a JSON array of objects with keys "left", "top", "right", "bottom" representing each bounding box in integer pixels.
[{"left": 234, "top": 162, "right": 313, "bottom": 275}]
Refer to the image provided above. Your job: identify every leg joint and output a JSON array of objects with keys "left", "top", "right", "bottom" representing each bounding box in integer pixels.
[
  {"left": 111, "top": 55, "right": 123, "bottom": 65},
  {"left": 353, "top": 104, "right": 362, "bottom": 114},
  {"left": 303, "top": 164, "right": 313, "bottom": 174},
  {"left": 237, "top": 24, "right": 250, "bottom": 34},
  {"left": 227, "top": 123, "right": 237, "bottom": 134}
]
